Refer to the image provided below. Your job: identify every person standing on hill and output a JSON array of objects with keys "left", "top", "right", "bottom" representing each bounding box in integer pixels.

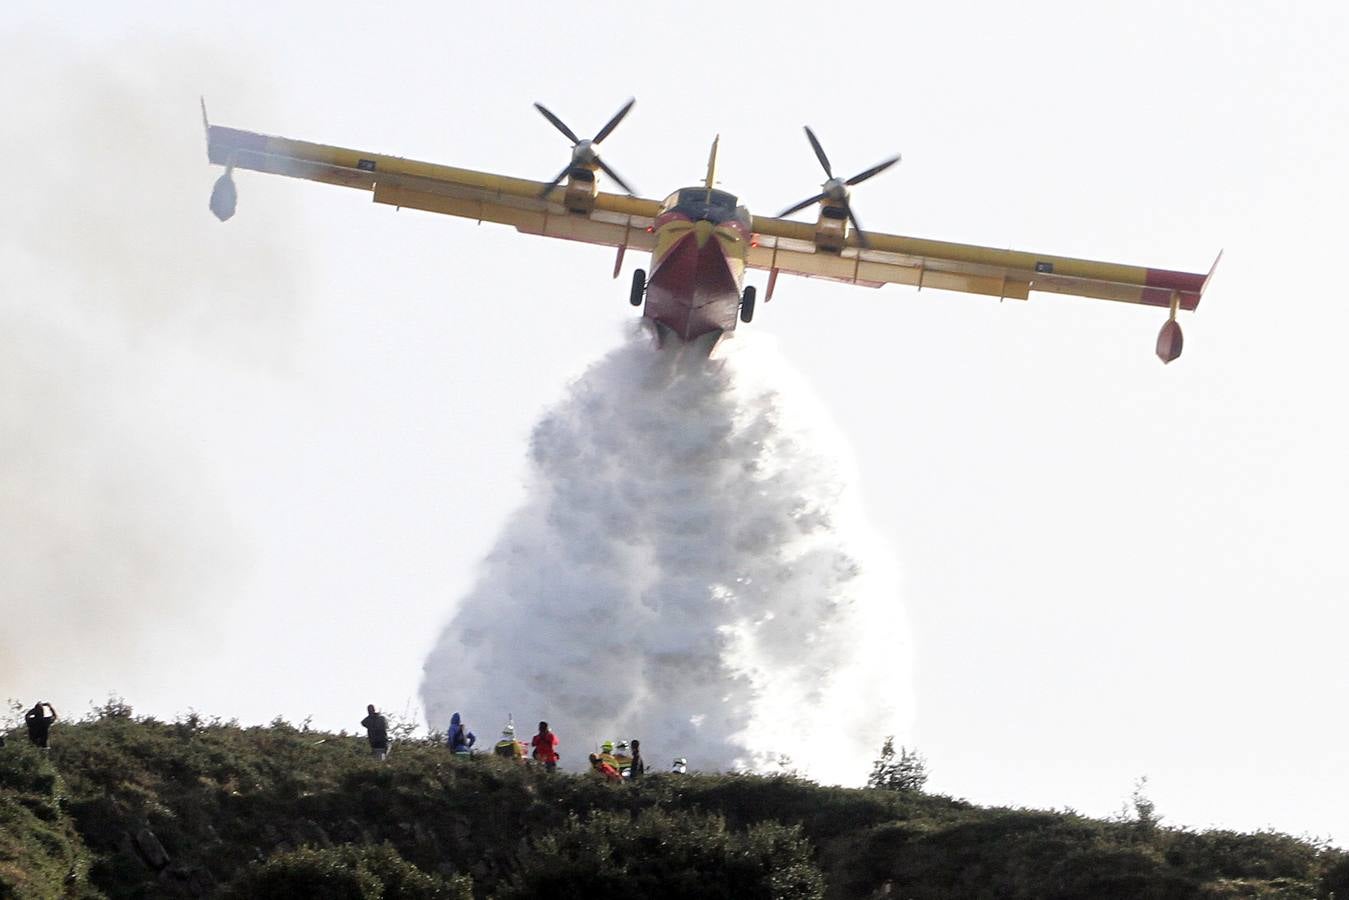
[
  {"left": 360, "top": 704, "right": 389, "bottom": 761},
  {"left": 494, "top": 719, "right": 526, "bottom": 763},
  {"left": 628, "top": 739, "right": 646, "bottom": 779},
  {"left": 447, "top": 713, "right": 476, "bottom": 754},
  {"left": 24, "top": 702, "right": 57, "bottom": 750},
  {"left": 598, "top": 740, "right": 619, "bottom": 772},
  {"left": 531, "top": 721, "right": 559, "bottom": 772}
]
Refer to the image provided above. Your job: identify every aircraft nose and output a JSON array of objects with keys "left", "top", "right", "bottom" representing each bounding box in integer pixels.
[{"left": 694, "top": 220, "right": 714, "bottom": 248}]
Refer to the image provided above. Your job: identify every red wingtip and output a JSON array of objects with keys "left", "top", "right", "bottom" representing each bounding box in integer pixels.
[{"left": 1201, "top": 249, "right": 1223, "bottom": 296}]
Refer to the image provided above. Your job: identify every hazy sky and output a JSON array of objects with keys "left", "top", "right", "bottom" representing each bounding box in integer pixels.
[{"left": 3, "top": 0, "right": 1347, "bottom": 841}]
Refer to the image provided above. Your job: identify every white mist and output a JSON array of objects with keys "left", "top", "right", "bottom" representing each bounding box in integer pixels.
[{"left": 421, "top": 330, "right": 911, "bottom": 784}]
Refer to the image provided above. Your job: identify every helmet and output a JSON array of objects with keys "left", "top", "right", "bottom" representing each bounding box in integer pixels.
[
  {"left": 672, "top": 758, "right": 687, "bottom": 774},
  {"left": 616, "top": 741, "right": 629, "bottom": 752},
  {"left": 601, "top": 741, "right": 614, "bottom": 752},
  {"left": 502, "top": 727, "right": 515, "bottom": 737}
]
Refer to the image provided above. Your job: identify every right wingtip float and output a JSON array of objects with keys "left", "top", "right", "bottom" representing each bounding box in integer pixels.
[{"left": 205, "top": 98, "right": 1215, "bottom": 363}]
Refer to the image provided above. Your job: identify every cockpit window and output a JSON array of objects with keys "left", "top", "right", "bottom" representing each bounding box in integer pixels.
[{"left": 660, "top": 188, "right": 748, "bottom": 226}]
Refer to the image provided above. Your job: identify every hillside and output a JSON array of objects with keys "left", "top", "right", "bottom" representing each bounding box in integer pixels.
[{"left": 2, "top": 705, "right": 1345, "bottom": 899}]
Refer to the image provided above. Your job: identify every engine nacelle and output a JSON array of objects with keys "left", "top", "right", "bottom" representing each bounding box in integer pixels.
[
  {"left": 814, "top": 205, "right": 849, "bottom": 253},
  {"left": 563, "top": 168, "right": 599, "bottom": 215},
  {"left": 209, "top": 171, "right": 237, "bottom": 222}
]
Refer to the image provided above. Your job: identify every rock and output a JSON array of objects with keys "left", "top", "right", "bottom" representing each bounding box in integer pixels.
[{"left": 131, "top": 828, "right": 171, "bottom": 871}]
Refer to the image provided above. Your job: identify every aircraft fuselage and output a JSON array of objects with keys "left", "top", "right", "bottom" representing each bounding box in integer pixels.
[{"left": 642, "top": 187, "right": 750, "bottom": 345}]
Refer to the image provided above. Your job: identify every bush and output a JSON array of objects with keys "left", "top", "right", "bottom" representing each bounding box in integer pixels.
[
  {"left": 1161, "top": 829, "right": 1323, "bottom": 881},
  {"left": 867, "top": 736, "right": 928, "bottom": 793},
  {"left": 499, "top": 807, "right": 824, "bottom": 900},
  {"left": 0, "top": 741, "right": 92, "bottom": 897},
  {"left": 219, "top": 844, "right": 470, "bottom": 900}
]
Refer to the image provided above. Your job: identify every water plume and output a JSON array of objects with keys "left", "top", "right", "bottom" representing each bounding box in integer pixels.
[{"left": 422, "top": 331, "right": 911, "bottom": 784}]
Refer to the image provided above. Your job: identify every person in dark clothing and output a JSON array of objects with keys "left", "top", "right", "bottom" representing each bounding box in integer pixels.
[
  {"left": 25, "top": 702, "right": 57, "bottom": 749},
  {"left": 628, "top": 738, "right": 646, "bottom": 779},
  {"left": 447, "top": 712, "right": 476, "bottom": 754},
  {"left": 361, "top": 704, "right": 390, "bottom": 761}
]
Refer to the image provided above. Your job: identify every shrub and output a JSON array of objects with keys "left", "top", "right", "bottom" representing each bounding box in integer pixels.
[
  {"left": 867, "top": 737, "right": 928, "bottom": 793},
  {"left": 219, "top": 844, "right": 470, "bottom": 900},
  {"left": 499, "top": 807, "right": 824, "bottom": 900}
]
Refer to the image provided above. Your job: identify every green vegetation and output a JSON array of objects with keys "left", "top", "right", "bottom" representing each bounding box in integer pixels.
[
  {"left": 866, "top": 736, "right": 927, "bottom": 794},
  {"left": 1, "top": 704, "right": 1345, "bottom": 899}
]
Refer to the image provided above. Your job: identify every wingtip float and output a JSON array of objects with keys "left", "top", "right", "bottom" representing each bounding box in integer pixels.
[{"left": 203, "top": 98, "right": 1216, "bottom": 363}]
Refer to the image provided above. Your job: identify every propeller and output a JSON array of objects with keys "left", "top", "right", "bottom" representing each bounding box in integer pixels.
[
  {"left": 534, "top": 98, "right": 637, "bottom": 198},
  {"left": 777, "top": 126, "right": 900, "bottom": 248}
]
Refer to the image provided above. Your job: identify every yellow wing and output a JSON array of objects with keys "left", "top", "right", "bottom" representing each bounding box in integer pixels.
[
  {"left": 748, "top": 214, "right": 1218, "bottom": 313},
  {"left": 206, "top": 120, "right": 660, "bottom": 254}
]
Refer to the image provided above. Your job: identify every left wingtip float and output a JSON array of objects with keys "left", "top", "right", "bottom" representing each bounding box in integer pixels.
[
  {"left": 209, "top": 169, "right": 237, "bottom": 222},
  {"left": 202, "top": 98, "right": 237, "bottom": 222},
  {"left": 1155, "top": 251, "right": 1221, "bottom": 363}
]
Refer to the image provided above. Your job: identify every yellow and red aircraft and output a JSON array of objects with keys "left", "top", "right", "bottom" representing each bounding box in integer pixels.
[{"left": 204, "top": 99, "right": 1217, "bottom": 362}]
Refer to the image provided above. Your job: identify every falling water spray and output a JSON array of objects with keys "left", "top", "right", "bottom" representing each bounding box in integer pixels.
[{"left": 421, "top": 331, "right": 911, "bottom": 784}]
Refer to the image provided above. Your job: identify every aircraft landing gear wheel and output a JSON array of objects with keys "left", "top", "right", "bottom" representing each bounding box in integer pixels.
[
  {"left": 630, "top": 268, "right": 646, "bottom": 306},
  {"left": 739, "top": 284, "right": 756, "bottom": 323}
]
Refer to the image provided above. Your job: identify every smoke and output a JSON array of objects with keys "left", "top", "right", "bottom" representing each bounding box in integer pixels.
[
  {"left": 0, "top": 35, "right": 299, "bottom": 699},
  {"left": 421, "top": 331, "right": 911, "bottom": 784}
]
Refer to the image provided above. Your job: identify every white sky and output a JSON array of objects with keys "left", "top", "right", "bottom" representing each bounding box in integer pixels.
[{"left": 3, "top": 0, "right": 1347, "bottom": 841}]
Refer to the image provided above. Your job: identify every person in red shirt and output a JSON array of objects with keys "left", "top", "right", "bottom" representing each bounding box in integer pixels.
[{"left": 531, "top": 721, "right": 560, "bottom": 772}]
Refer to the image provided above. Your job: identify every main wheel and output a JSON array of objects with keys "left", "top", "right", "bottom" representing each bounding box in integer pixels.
[
  {"left": 739, "top": 284, "right": 756, "bottom": 323},
  {"left": 629, "top": 268, "right": 646, "bottom": 306}
]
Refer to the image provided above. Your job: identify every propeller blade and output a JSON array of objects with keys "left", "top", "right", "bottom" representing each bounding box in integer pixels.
[
  {"left": 804, "top": 126, "right": 834, "bottom": 179},
  {"left": 595, "top": 157, "right": 636, "bottom": 195},
  {"left": 847, "top": 206, "right": 871, "bottom": 249},
  {"left": 777, "top": 192, "right": 829, "bottom": 218},
  {"left": 592, "top": 97, "right": 636, "bottom": 145},
  {"left": 537, "top": 162, "right": 573, "bottom": 199},
  {"left": 846, "top": 154, "right": 901, "bottom": 186},
  {"left": 534, "top": 102, "right": 580, "bottom": 144}
]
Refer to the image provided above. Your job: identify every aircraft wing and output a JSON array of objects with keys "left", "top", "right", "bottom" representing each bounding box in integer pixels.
[
  {"left": 747, "top": 214, "right": 1218, "bottom": 312},
  {"left": 205, "top": 119, "right": 662, "bottom": 253}
]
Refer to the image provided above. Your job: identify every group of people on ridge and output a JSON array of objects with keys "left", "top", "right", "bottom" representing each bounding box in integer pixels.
[
  {"left": 9, "top": 699, "right": 686, "bottom": 780},
  {"left": 358, "top": 707, "right": 560, "bottom": 771},
  {"left": 588, "top": 739, "right": 645, "bottom": 781},
  {"left": 450, "top": 713, "right": 560, "bottom": 772},
  {"left": 359, "top": 706, "right": 681, "bottom": 777}
]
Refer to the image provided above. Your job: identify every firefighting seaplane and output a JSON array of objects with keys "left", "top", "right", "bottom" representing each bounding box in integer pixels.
[{"left": 204, "top": 98, "right": 1217, "bottom": 363}]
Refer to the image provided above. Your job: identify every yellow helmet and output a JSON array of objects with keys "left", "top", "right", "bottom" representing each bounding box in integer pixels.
[{"left": 601, "top": 741, "right": 614, "bottom": 752}]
